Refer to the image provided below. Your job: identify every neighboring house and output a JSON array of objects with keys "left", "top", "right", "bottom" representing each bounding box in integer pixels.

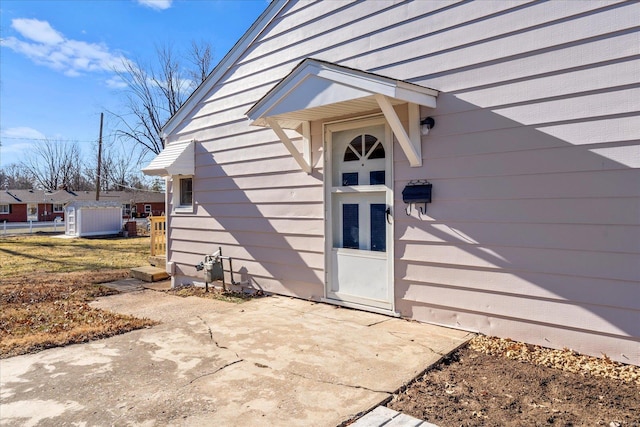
[
  {"left": 0, "top": 189, "right": 75, "bottom": 222},
  {"left": 0, "top": 189, "right": 165, "bottom": 222},
  {"left": 142, "top": 1, "right": 639, "bottom": 365}
]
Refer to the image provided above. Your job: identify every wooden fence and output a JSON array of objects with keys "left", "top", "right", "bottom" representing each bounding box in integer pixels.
[{"left": 149, "top": 216, "right": 166, "bottom": 257}]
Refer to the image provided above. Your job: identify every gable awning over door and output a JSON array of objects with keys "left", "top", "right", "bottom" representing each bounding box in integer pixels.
[
  {"left": 142, "top": 140, "right": 194, "bottom": 177},
  {"left": 246, "top": 58, "right": 438, "bottom": 171}
]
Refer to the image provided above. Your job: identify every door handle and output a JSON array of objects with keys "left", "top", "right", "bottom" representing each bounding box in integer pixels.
[{"left": 386, "top": 207, "right": 392, "bottom": 224}]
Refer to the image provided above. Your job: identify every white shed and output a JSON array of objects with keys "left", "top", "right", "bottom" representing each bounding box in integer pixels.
[{"left": 65, "top": 201, "right": 122, "bottom": 237}]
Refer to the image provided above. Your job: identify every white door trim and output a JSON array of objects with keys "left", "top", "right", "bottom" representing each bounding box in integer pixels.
[{"left": 323, "top": 115, "right": 396, "bottom": 315}]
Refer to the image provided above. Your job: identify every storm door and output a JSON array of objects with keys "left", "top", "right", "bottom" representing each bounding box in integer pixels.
[
  {"left": 325, "top": 117, "right": 393, "bottom": 311},
  {"left": 27, "top": 204, "right": 38, "bottom": 222}
]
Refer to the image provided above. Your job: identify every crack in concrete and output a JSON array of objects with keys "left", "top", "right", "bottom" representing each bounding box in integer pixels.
[
  {"left": 233, "top": 361, "right": 390, "bottom": 394},
  {"left": 366, "top": 319, "right": 392, "bottom": 327},
  {"left": 196, "top": 316, "right": 242, "bottom": 359},
  {"left": 268, "top": 303, "right": 366, "bottom": 325},
  {"left": 197, "top": 316, "right": 214, "bottom": 341},
  {"left": 387, "top": 331, "right": 446, "bottom": 356},
  {"left": 184, "top": 359, "right": 244, "bottom": 386},
  {"left": 288, "top": 371, "right": 391, "bottom": 395}
]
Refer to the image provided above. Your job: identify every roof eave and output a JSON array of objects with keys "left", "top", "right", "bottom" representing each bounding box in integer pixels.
[{"left": 246, "top": 58, "right": 439, "bottom": 128}]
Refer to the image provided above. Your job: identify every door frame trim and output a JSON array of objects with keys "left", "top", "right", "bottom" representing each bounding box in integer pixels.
[{"left": 323, "top": 114, "right": 396, "bottom": 315}]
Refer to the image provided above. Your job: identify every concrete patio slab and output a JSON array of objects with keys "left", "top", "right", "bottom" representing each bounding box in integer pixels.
[{"left": 0, "top": 291, "right": 472, "bottom": 426}]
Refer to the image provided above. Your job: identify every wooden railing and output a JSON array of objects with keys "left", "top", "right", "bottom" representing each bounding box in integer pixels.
[{"left": 149, "top": 216, "right": 166, "bottom": 257}]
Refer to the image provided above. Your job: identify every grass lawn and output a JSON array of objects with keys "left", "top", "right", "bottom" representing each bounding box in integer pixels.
[
  {"left": 0, "top": 235, "right": 157, "bottom": 358},
  {"left": 0, "top": 235, "right": 151, "bottom": 277}
]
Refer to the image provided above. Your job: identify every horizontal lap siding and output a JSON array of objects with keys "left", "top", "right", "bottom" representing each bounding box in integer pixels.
[
  {"left": 378, "top": 1, "right": 639, "bottom": 362},
  {"left": 397, "top": 221, "right": 639, "bottom": 254},
  {"left": 366, "top": 4, "right": 637, "bottom": 78},
  {"left": 166, "top": 0, "right": 639, "bottom": 363},
  {"left": 419, "top": 32, "right": 639, "bottom": 94},
  {"left": 171, "top": 240, "right": 324, "bottom": 271},
  {"left": 166, "top": 0, "right": 408, "bottom": 298}
]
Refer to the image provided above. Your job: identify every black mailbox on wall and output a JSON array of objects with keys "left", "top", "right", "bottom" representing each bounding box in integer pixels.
[
  {"left": 402, "top": 180, "right": 432, "bottom": 214},
  {"left": 402, "top": 182, "right": 432, "bottom": 204}
]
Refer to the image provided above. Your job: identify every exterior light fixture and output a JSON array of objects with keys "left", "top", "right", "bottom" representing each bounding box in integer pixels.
[{"left": 420, "top": 117, "right": 435, "bottom": 136}]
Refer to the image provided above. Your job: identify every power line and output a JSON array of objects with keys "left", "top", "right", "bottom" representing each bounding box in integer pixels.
[
  {"left": 94, "top": 172, "right": 165, "bottom": 194},
  {"left": 0, "top": 134, "right": 121, "bottom": 144}
]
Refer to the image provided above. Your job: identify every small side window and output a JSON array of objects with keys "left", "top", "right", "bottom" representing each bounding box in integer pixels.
[
  {"left": 0, "top": 204, "right": 9, "bottom": 214},
  {"left": 174, "top": 176, "right": 194, "bottom": 213},
  {"left": 180, "top": 178, "right": 193, "bottom": 206}
]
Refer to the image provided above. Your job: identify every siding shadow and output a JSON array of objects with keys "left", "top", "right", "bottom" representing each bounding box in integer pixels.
[
  {"left": 170, "top": 145, "right": 325, "bottom": 300},
  {"left": 394, "top": 93, "right": 639, "bottom": 362}
]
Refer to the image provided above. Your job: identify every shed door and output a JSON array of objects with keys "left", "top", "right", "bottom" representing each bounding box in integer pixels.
[
  {"left": 66, "top": 207, "right": 76, "bottom": 235},
  {"left": 325, "top": 118, "right": 393, "bottom": 311}
]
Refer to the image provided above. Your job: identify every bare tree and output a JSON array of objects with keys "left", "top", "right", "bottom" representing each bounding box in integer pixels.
[
  {"left": 110, "top": 58, "right": 165, "bottom": 156},
  {"left": 85, "top": 131, "right": 146, "bottom": 192},
  {"left": 188, "top": 40, "right": 214, "bottom": 85},
  {"left": 110, "top": 42, "right": 214, "bottom": 158},
  {"left": 100, "top": 149, "right": 136, "bottom": 191},
  {"left": 20, "top": 139, "right": 85, "bottom": 191},
  {"left": 0, "top": 164, "right": 33, "bottom": 189}
]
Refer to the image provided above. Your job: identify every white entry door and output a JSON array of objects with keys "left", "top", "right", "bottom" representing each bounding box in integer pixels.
[{"left": 325, "top": 117, "right": 393, "bottom": 311}]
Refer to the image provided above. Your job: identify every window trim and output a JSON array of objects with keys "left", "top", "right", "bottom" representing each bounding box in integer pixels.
[
  {"left": 144, "top": 204, "right": 152, "bottom": 214},
  {"left": 0, "top": 204, "right": 9, "bottom": 214},
  {"left": 53, "top": 203, "right": 64, "bottom": 213}
]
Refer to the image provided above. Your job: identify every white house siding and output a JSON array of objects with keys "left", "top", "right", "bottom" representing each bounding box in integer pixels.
[{"left": 164, "top": 0, "right": 639, "bottom": 364}]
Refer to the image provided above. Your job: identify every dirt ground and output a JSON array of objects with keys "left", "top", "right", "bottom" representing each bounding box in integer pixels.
[
  {"left": 0, "top": 270, "right": 156, "bottom": 358},
  {"left": 388, "top": 345, "right": 640, "bottom": 426}
]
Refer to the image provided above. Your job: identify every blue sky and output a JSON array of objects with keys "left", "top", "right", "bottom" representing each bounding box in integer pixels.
[{"left": 0, "top": 0, "right": 268, "bottom": 169}]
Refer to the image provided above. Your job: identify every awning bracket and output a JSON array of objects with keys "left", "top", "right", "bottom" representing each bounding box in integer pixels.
[
  {"left": 266, "top": 118, "right": 312, "bottom": 174},
  {"left": 375, "top": 95, "right": 422, "bottom": 167}
]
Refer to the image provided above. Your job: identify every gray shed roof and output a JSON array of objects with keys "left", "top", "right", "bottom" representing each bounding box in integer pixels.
[{"left": 66, "top": 201, "right": 122, "bottom": 209}]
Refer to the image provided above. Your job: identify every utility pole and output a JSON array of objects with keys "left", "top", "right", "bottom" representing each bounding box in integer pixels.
[{"left": 95, "top": 112, "right": 104, "bottom": 201}]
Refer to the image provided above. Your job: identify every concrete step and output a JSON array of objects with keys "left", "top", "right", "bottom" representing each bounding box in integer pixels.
[
  {"left": 148, "top": 256, "right": 166, "bottom": 268},
  {"left": 130, "top": 266, "right": 169, "bottom": 282},
  {"left": 350, "top": 407, "right": 438, "bottom": 427}
]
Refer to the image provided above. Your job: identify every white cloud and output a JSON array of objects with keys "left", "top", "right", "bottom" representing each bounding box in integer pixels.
[
  {"left": 136, "top": 0, "right": 172, "bottom": 10},
  {"left": 106, "top": 75, "right": 128, "bottom": 89},
  {"left": 0, "top": 128, "right": 46, "bottom": 165},
  {"left": 0, "top": 18, "right": 130, "bottom": 77},
  {"left": 2, "top": 141, "right": 36, "bottom": 157},
  {"left": 1, "top": 127, "right": 46, "bottom": 140},
  {"left": 11, "top": 18, "right": 64, "bottom": 45}
]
